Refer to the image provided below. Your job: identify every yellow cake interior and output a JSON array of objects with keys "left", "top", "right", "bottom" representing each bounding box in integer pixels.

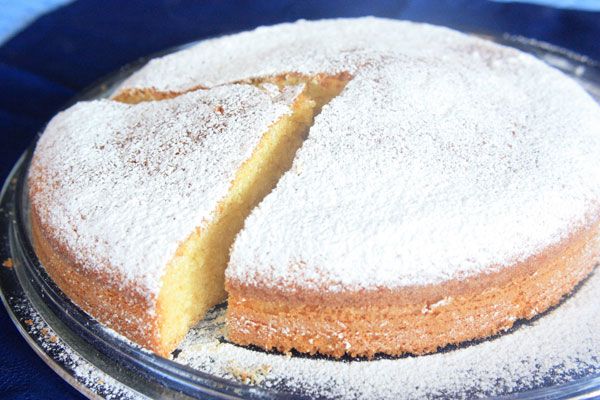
[{"left": 116, "top": 75, "right": 349, "bottom": 355}]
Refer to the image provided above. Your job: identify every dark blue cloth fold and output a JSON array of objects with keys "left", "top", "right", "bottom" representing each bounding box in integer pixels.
[{"left": 0, "top": 1, "right": 598, "bottom": 399}]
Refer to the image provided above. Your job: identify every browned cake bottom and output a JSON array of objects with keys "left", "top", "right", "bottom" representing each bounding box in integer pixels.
[{"left": 226, "top": 218, "right": 600, "bottom": 358}]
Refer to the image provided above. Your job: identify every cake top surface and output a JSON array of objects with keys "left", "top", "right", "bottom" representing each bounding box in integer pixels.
[
  {"left": 29, "top": 84, "right": 303, "bottom": 296},
  {"left": 212, "top": 18, "right": 598, "bottom": 292},
  {"left": 228, "top": 49, "right": 600, "bottom": 291},
  {"left": 118, "top": 18, "right": 505, "bottom": 92},
  {"left": 33, "top": 17, "right": 600, "bottom": 296}
]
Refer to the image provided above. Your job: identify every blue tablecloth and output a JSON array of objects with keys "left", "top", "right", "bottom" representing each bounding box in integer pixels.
[{"left": 1, "top": 1, "right": 598, "bottom": 399}]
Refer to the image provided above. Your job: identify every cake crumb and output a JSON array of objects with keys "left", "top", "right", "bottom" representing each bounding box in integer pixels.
[
  {"left": 226, "top": 362, "right": 272, "bottom": 385},
  {"left": 2, "top": 258, "right": 13, "bottom": 269}
]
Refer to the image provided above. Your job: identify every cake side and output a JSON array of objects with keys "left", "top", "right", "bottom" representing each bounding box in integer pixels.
[
  {"left": 30, "top": 203, "right": 163, "bottom": 351},
  {"left": 226, "top": 216, "right": 600, "bottom": 358},
  {"left": 223, "top": 20, "right": 600, "bottom": 358}
]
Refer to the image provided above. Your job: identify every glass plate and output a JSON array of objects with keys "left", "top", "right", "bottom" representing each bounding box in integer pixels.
[{"left": 1, "top": 33, "right": 599, "bottom": 400}]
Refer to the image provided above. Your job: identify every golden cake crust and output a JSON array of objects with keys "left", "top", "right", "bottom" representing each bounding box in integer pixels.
[
  {"left": 226, "top": 217, "right": 600, "bottom": 358},
  {"left": 30, "top": 201, "right": 166, "bottom": 354}
]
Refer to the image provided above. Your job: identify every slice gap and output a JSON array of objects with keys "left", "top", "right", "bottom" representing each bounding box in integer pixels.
[
  {"left": 155, "top": 73, "right": 351, "bottom": 355},
  {"left": 112, "top": 84, "right": 209, "bottom": 104}
]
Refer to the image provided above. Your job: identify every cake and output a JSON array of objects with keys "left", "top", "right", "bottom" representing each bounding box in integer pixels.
[
  {"left": 29, "top": 82, "right": 325, "bottom": 354},
  {"left": 29, "top": 18, "right": 600, "bottom": 359}
]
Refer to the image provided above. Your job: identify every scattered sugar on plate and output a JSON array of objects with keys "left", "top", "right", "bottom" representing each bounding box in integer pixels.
[
  {"left": 174, "top": 269, "right": 600, "bottom": 399},
  {"left": 11, "top": 298, "right": 144, "bottom": 400}
]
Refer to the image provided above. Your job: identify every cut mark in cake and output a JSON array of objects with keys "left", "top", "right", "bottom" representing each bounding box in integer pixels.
[
  {"left": 132, "top": 73, "right": 351, "bottom": 355},
  {"left": 112, "top": 83, "right": 209, "bottom": 104},
  {"left": 112, "top": 71, "right": 352, "bottom": 111}
]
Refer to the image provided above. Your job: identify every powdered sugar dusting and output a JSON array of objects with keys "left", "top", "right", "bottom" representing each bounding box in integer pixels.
[
  {"left": 116, "top": 18, "right": 520, "bottom": 93},
  {"left": 32, "top": 17, "right": 600, "bottom": 296},
  {"left": 226, "top": 20, "right": 600, "bottom": 291},
  {"left": 176, "top": 268, "right": 600, "bottom": 398},
  {"left": 12, "top": 299, "right": 143, "bottom": 399},
  {"left": 20, "top": 17, "right": 600, "bottom": 398},
  {"left": 29, "top": 84, "right": 304, "bottom": 297}
]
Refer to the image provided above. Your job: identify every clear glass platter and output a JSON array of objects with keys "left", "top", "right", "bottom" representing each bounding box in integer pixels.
[{"left": 1, "top": 32, "right": 599, "bottom": 399}]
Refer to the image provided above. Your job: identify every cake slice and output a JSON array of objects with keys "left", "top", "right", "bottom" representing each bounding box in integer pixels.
[{"left": 29, "top": 79, "right": 345, "bottom": 355}]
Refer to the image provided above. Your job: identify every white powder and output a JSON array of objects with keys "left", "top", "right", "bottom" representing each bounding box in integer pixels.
[
  {"left": 226, "top": 20, "right": 600, "bottom": 291},
  {"left": 29, "top": 84, "right": 303, "bottom": 298},
  {"left": 31, "top": 17, "right": 600, "bottom": 296},
  {"left": 12, "top": 298, "right": 144, "bottom": 399},
  {"left": 175, "top": 268, "right": 600, "bottom": 399}
]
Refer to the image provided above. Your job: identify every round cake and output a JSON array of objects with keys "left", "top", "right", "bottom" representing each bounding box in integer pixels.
[{"left": 29, "top": 18, "right": 600, "bottom": 359}]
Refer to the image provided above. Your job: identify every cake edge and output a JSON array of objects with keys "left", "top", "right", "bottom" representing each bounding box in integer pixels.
[
  {"left": 225, "top": 215, "right": 600, "bottom": 358},
  {"left": 30, "top": 202, "right": 166, "bottom": 353}
]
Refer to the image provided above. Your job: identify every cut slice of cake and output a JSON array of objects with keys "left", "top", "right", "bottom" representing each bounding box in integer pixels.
[{"left": 29, "top": 79, "right": 345, "bottom": 355}]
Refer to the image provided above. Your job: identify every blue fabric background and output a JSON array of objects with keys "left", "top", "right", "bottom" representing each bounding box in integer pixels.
[{"left": 0, "top": 1, "right": 598, "bottom": 399}]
